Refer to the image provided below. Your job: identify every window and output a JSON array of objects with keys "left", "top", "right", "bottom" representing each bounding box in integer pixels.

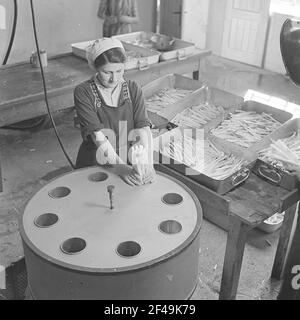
[
  {"left": 0, "top": 5, "right": 6, "bottom": 30},
  {"left": 270, "top": 0, "right": 300, "bottom": 16}
]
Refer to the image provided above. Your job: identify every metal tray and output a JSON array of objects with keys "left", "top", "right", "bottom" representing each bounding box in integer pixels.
[
  {"left": 142, "top": 73, "right": 206, "bottom": 117},
  {"left": 162, "top": 85, "right": 244, "bottom": 132},
  {"left": 153, "top": 128, "right": 257, "bottom": 195},
  {"left": 209, "top": 100, "right": 294, "bottom": 154},
  {"left": 71, "top": 40, "right": 160, "bottom": 71},
  {"left": 112, "top": 31, "right": 195, "bottom": 61},
  {"left": 252, "top": 118, "right": 300, "bottom": 190}
]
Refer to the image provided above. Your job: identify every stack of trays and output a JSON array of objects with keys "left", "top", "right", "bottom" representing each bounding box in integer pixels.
[
  {"left": 71, "top": 40, "right": 160, "bottom": 71},
  {"left": 153, "top": 128, "right": 256, "bottom": 195},
  {"left": 252, "top": 118, "right": 300, "bottom": 190},
  {"left": 112, "top": 31, "right": 195, "bottom": 61}
]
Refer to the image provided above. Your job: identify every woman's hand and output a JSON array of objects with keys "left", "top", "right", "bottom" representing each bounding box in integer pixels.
[
  {"left": 120, "top": 172, "right": 143, "bottom": 186},
  {"left": 112, "top": 164, "right": 143, "bottom": 186},
  {"left": 117, "top": 15, "right": 131, "bottom": 24},
  {"left": 129, "top": 144, "right": 152, "bottom": 178},
  {"left": 141, "top": 167, "right": 157, "bottom": 185},
  {"left": 117, "top": 15, "right": 139, "bottom": 24},
  {"left": 106, "top": 15, "right": 118, "bottom": 24}
]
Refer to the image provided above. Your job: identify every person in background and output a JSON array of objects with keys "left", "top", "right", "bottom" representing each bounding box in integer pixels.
[
  {"left": 74, "top": 38, "right": 155, "bottom": 186},
  {"left": 98, "top": 0, "right": 139, "bottom": 37},
  {"left": 277, "top": 164, "right": 300, "bottom": 300}
]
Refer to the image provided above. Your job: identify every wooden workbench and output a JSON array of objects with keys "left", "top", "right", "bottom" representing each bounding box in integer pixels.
[
  {"left": 0, "top": 49, "right": 211, "bottom": 193},
  {"left": 0, "top": 50, "right": 211, "bottom": 128},
  {"left": 155, "top": 164, "right": 300, "bottom": 300}
]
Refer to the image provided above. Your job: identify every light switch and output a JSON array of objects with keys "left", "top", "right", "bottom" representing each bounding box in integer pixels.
[{"left": 0, "top": 5, "right": 6, "bottom": 30}]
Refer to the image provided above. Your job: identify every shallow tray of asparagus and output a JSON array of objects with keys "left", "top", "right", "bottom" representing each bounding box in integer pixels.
[
  {"left": 208, "top": 100, "right": 293, "bottom": 154},
  {"left": 142, "top": 74, "right": 206, "bottom": 117},
  {"left": 159, "top": 85, "right": 245, "bottom": 134},
  {"left": 153, "top": 127, "right": 257, "bottom": 195},
  {"left": 252, "top": 118, "right": 300, "bottom": 190}
]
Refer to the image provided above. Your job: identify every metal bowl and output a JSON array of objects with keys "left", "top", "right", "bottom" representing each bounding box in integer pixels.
[
  {"left": 150, "top": 35, "right": 175, "bottom": 51},
  {"left": 257, "top": 212, "right": 285, "bottom": 233}
]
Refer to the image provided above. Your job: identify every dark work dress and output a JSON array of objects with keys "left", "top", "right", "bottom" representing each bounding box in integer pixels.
[{"left": 74, "top": 79, "right": 151, "bottom": 169}]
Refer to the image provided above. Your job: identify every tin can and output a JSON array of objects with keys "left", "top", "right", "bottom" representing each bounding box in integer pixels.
[{"left": 30, "top": 50, "right": 47, "bottom": 68}]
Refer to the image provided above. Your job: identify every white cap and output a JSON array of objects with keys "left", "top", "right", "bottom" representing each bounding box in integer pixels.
[{"left": 86, "top": 38, "right": 125, "bottom": 70}]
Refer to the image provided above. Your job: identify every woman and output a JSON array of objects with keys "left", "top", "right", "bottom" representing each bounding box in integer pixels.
[
  {"left": 97, "top": 0, "right": 139, "bottom": 37},
  {"left": 74, "top": 37, "right": 155, "bottom": 186}
]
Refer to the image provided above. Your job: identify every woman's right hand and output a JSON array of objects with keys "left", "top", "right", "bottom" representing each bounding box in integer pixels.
[
  {"left": 120, "top": 173, "right": 143, "bottom": 186},
  {"left": 112, "top": 164, "right": 143, "bottom": 186}
]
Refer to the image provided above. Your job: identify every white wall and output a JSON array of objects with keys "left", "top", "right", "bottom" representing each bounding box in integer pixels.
[
  {"left": 181, "top": 0, "right": 210, "bottom": 49},
  {"left": 206, "top": 0, "right": 227, "bottom": 55},
  {"left": 264, "top": 12, "right": 292, "bottom": 74},
  {"left": 0, "top": 0, "right": 156, "bottom": 64}
]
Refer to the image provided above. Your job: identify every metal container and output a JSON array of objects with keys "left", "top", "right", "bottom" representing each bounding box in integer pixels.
[
  {"left": 209, "top": 100, "right": 293, "bottom": 155},
  {"left": 257, "top": 212, "right": 285, "bottom": 233},
  {"left": 142, "top": 73, "right": 206, "bottom": 118},
  {"left": 156, "top": 85, "right": 244, "bottom": 124},
  {"left": 71, "top": 40, "right": 160, "bottom": 71},
  {"left": 112, "top": 31, "right": 195, "bottom": 61},
  {"left": 153, "top": 128, "right": 256, "bottom": 195},
  {"left": 20, "top": 167, "right": 203, "bottom": 300},
  {"left": 252, "top": 118, "right": 300, "bottom": 190}
]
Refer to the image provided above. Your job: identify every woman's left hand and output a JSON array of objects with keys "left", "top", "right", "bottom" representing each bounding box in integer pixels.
[
  {"left": 129, "top": 144, "right": 150, "bottom": 177},
  {"left": 118, "top": 15, "right": 129, "bottom": 23}
]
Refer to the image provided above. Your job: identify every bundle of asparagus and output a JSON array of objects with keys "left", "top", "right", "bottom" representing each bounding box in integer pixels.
[
  {"left": 145, "top": 88, "right": 193, "bottom": 114},
  {"left": 161, "top": 136, "right": 247, "bottom": 180},
  {"left": 171, "top": 103, "right": 225, "bottom": 129},
  {"left": 211, "top": 110, "right": 281, "bottom": 148}
]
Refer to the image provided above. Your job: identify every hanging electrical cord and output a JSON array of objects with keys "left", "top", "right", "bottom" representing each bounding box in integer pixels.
[
  {"left": 29, "top": 0, "right": 75, "bottom": 169},
  {"left": 2, "top": 0, "right": 18, "bottom": 65}
]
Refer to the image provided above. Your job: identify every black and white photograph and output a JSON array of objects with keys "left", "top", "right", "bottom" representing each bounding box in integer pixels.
[{"left": 0, "top": 0, "right": 300, "bottom": 303}]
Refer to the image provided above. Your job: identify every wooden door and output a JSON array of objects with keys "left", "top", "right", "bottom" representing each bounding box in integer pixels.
[
  {"left": 160, "top": 0, "right": 182, "bottom": 38},
  {"left": 221, "top": 0, "right": 271, "bottom": 66}
]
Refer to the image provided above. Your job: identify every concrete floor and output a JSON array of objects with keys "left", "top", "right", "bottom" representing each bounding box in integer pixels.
[{"left": 1, "top": 54, "right": 300, "bottom": 300}]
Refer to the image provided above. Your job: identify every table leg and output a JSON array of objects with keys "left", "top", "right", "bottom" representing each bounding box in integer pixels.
[
  {"left": 193, "top": 59, "right": 204, "bottom": 81},
  {"left": 272, "top": 203, "right": 298, "bottom": 280},
  {"left": 219, "top": 215, "right": 251, "bottom": 300}
]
